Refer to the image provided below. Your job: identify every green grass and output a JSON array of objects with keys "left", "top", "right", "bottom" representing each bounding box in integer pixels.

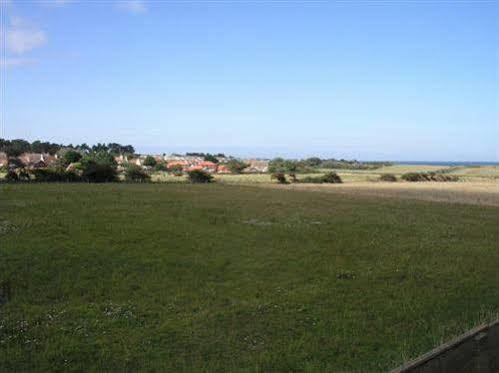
[{"left": 1, "top": 183, "right": 498, "bottom": 372}]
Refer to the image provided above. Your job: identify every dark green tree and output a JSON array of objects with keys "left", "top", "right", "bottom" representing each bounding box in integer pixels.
[
  {"left": 226, "top": 159, "right": 248, "bottom": 174},
  {"left": 143, "top": 156, "right": 157, "bottom": 167},
  {"left": 61, "top": 150, "right": 82, "bottom": 167},
  {"left": 203, "top": 154, "right": 219, "bottom": 163}
]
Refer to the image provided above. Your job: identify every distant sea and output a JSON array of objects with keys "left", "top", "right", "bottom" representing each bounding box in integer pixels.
[{"left": 392, "top": 161, "right": 499, "bottom": 166}]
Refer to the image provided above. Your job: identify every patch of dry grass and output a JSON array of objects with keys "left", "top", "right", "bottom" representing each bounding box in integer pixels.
[{"left": 264, "top": 181, "right": 499, "bottom": 206}]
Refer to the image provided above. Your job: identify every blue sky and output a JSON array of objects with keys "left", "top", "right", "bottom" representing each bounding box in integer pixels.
[{"left": 2, "top": 0, "right": 498, "bottom": 160}]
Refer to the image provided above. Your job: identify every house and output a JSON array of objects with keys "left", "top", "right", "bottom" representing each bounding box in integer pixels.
[
  {"left": 0, "top": 152, "right": 7, "bottom": 168},
  {"left": 167, "top": 161, "right": 189, "bottom": 170},
  {"left": 43, "top": 154, "right": 58, "bottom": 167},
  {"left": 114, "top": 154, "right": 129, "bottom": 165},
  {"left": 18, "top": 153, "right": 58, "bottom": 169},
  {"left": 127, "top": 157, "right": 143, "bottom": 166},
  {"left": 197, "top": 161, "right": 218, "bottom": 173},
  {"left": 243, "top": 159, "right": 269, "bottom": 173},
  {"left": 186, "top": 165, "right": 202, "bottom": 172},
  {"left": 217, "top": 164, "right": 230, "bottom": 173}
]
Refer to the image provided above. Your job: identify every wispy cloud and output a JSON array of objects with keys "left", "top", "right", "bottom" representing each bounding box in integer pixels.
[
  {"left": 0, "top": 57, "right": 35, "bottom": 67},
  {"left": 44, "top": 0, "right": 73, "bottom": 6},
  {"left": 118, "top": 0, "right": 147, "bottom": 14},
  {"left": 6, "top": 17, "right": 47, "bottom": 55}
]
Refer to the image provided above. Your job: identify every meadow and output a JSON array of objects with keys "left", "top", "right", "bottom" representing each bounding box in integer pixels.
[
  {"left": 1, "top": 183, "right": 498, "bottom": 371},
  {"left": 149, "top": 165, "right": 499, "bottom": 184}
]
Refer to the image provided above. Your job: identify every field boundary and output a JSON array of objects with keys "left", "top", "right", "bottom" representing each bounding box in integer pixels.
[{"left": 391, "top": 320, "right": 499, "bottom": 372}]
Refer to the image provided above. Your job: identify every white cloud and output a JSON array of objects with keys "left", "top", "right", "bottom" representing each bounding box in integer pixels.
[
  {"left": 118, "top": 0, "right": 147, "bottom": 14},
  {"left": 0, "top": 57, "right": 35, "bottom": 67},
  {"left": 6, "top": 17, "right": 47, "bottom": 55}
]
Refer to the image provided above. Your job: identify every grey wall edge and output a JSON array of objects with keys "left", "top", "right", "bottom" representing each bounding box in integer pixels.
[{"left": 390, "top": 319, "right": 499, "bottom": 373}]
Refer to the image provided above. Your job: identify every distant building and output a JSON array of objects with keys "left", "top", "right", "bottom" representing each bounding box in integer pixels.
[
  {"left": 0, "top": 152, "right": 7, "bottom": 168},
  {"left": 217, "top": 164, "right": 230, "bottom": 173},
  {"left": 243, "top": 160, "right": 269, "bottom": 173},
  {"left": 18, "top": 153, "right": 58, "bottom": 169},
  {"left": 197, "top": 161, "right": 218, "bottom": 173},
  {"left": 114, "top": 154, "right": 129, "bottom": 165},
  {"left": 166, "top": 160, "right": 189, "bottom": 171}
]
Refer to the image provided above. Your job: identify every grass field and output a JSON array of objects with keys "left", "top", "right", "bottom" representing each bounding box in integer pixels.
[
  {"left": 149, "top": 165, "right": 499, "bottom": 185},
  {"left": 269, "top": 181, "right": 499, "bottom": 207},
  {"left": 1, "top": 183, "right": 498, "bottom": 371}
]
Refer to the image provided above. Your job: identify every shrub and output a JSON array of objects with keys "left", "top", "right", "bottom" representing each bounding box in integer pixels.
[
  {"left": 7, "top": 157, "right": 24, "bottom": 170},
  {"left": 227, "top": 159, "right": 248, "bottom": 174},
  {"left": 203, "top": 154, "right": 219, "bottom": 164},
  {"left": 401, "top": 172, "right": 458, "bottom": 182},
  {"left": 5, "top": 170, "right": 19, "bottom": 182},
  {"left": 268, "top": 158, "right": 298, "bottom": 173},
  {"left": 30, "top": 168, "right": 82, "bottom": 182},
  {"left": 5, "top": 169, "right": 30, "bottom": 182},
  {"left": 143, "top": 156, "right": 157, "bottom": 167},
  {"left": 321, "top": 172, "right": 342, "bottom": 183},
  {"left": 168, "top": 164, "right": 184, "bottom": 176},
  {"left": 81, "top": 162, "right": 117, "bottom": 182},
  {"left": 298, "top": 172, "right": 342, "bottom": 184},
  {"left": 80, "top": 152, "right": 118, "bottom": 183},
  {"left": 59, "top": 150, "right": 82, "bottom": 167},
  {"left": 271, "top": 172, "right": 288, "bottom": 184},
  {"left": 154, "top": 163, "right": 168, "bottom": 172},
  {"left": 401, "top": 172, "right": 424, "bottom": 182},
  {"left": 187, "top": 169, "right": 213, "bottom": 183},
  {"left": 124, "top": 164, "right": 150, "bottom": 182},
  {"left": 379, "top": 173, "right": 397, "bottom": 182}
]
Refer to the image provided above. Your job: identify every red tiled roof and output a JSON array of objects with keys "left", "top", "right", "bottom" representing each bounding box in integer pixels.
[
  {"left": 167, "top": 161, "right": 189, "bottom": 167},
  {"left": 197, "top": 161, "right": 217, "bottom": 168}
]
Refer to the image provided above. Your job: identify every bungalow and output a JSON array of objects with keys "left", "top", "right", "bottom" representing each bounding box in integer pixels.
[
  {"left": 0, "top": 152, "right": 7, "bottom": 168},
  {"left": 43, "top": 154, "right": 58, "bottom": 167},
  {"left": 243, "top": 160, "right": 269, "bottom": 173},
  {"left": 127, "top": 157, "right": 143, "bottom": 166},
  {"left": 18, "top": 153, "right": 57, "bottom": 169}
]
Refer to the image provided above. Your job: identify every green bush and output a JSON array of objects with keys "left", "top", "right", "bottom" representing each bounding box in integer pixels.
[
  {"left": 5, "top": 170, "right": 19, "bottom": 182},
  {"left": 59, "top": 150, "right": 82, "bottom": 167},
  {"left": 379, "top": 173, "right": 397, "bottom": 182},
  {"left": 154, "top": 163, "right": 168, "bottom": 172},
  {"left": 143, "top": 156, "right": 157, "bottom": 167},
  {"left": 187, "top": 169, "right": 213, "bottom": 183},
  {"left": 203, "top": 154, "right": 219, "bottom": 164},
  {"left": 4, "top": 169, "right": 30, "bottom": 182},
  {"left": 30, "top": 168, "right": 82, "bottom": 182},
  {"left": 80, "top": 152, "right": 118, "bottom": 183},
  {"left": 124, "top": 164, "right": 150, "bottom": 182},
  {"left": 7, "top": 158, "right": 24, "bottom": 169},
  {"left": 298, "top": 172, "right": 342, "bottom": 184},
  {"left": 401, "top": 172, "right": 458, "bottom": 182},
  {"left": 227, "top": 159, "right": 248, "bottom": 174},
  {"left": 321, "top": 172, "right": 342, "bottom": 183},
  {"left": 271, "top": 172, "right": 288, "bottom": 184},
  {"left": 168, "top": 164, "right": 184, "bottom": 176}
]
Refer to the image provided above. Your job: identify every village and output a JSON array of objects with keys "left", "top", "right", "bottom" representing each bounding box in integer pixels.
[{"left": 0, "top": 150, "right": 269, "bottom": 174}]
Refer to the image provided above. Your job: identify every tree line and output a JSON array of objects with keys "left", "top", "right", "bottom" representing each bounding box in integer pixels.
[
  {"left": 268, "top": 157, "right": 391, "bottom": 173},
  {"left": 0, "top": 138, "right": 135, "bottom": 158}
]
